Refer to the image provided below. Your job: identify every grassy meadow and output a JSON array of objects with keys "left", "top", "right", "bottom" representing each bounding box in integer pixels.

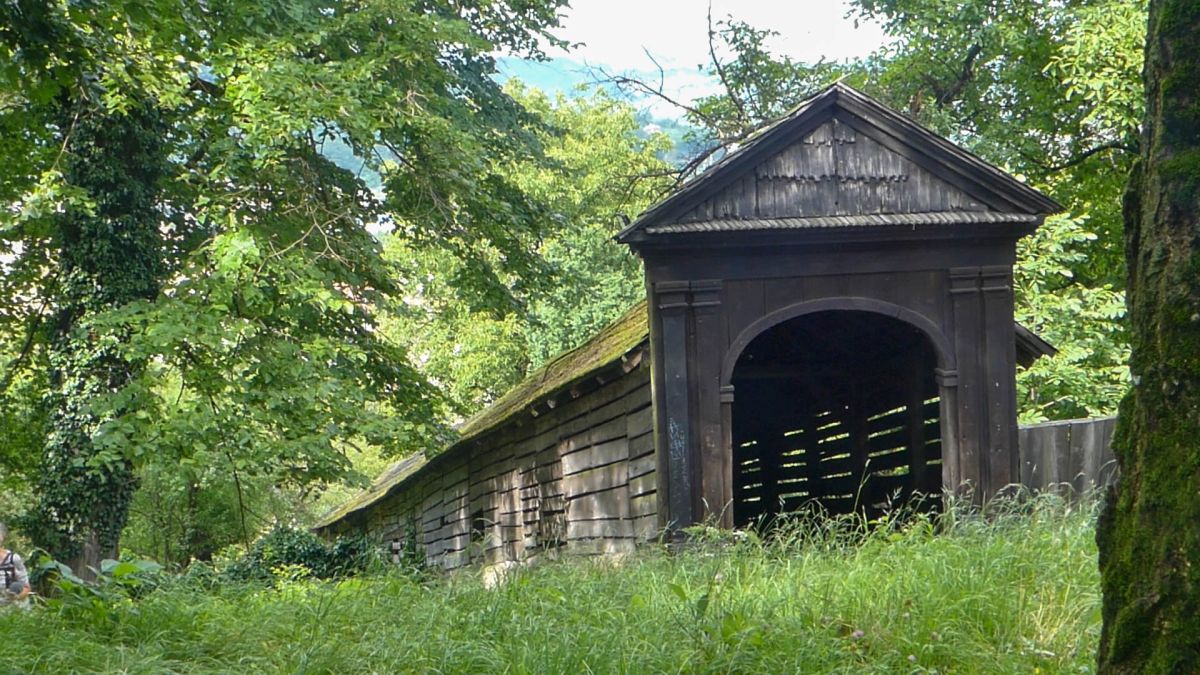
[{"left": 0, "top": 496, "right": 1100, "bottom": 674}]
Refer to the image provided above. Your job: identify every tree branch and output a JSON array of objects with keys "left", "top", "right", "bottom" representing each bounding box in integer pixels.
[
  {"left": 928, "top": 43, "right": 984, "bottom": 108},
  {"left": 591, "top": 62, "right": 721, "bottom": 131},
  {"left": 707, "top": 3, "right": 749, "bottom": 128},
  {"left": 1041, "top": 140, "right": 1138, "bottom": 173}
]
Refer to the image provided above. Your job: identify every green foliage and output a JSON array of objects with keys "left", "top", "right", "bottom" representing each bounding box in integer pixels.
[
  {"left": 120, "top": 458, "right": 291, "bottom": 568},
  {"left": 1015, "top": 214, "right": 1129, "bottom": 421},
  {"left": 221, "top": 527, "right": 377, "bottom": 583},
  {"left": 0, "top": 495, "right": 1099, "bottom": 672},
  {"left": 0, "top": 0, "right": 570, "bottom": 561},
  {"left": 34, "top": 555, "right": 165, "bottom": 628},
  {"left": 0, "top": 367, "right": 43, "bottom": 497},
  {"left": 1048, "top": 0, "right": 1146, "bottom": 147},
  {"left": 516, "top": 86, "right": 671, "bottom": 366},
  {"left": 116, "top": 431, "right": 395, "bottom": 569},
  {"left": 384, "top": 84, "right": 672, "bottom": 418}
]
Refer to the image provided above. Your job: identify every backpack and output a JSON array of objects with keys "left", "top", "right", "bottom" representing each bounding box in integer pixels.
[{"left": 0, "top": 551, "right": 15, "bottom": 589}]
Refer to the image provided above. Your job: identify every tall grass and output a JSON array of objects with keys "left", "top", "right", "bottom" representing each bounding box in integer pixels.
[{"left": 0, "top": 495, "right": 1100, "bottom": 673}]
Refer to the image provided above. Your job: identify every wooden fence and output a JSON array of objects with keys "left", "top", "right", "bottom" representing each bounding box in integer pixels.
[{"left": 1018, "top": 416, "right": 1118, "bottom": 494}]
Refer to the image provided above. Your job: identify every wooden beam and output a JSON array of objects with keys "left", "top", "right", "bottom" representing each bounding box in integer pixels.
[{"left": 908, "top": 345, "right": 930, "bottom": 494}]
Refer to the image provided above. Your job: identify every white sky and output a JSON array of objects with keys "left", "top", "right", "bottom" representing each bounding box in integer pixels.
[
  {"left": 536, "top": 0, "right": 890, "bottom": 116},
  {"left": 551, "top": 0, "right": 887, "bottom": 70}
]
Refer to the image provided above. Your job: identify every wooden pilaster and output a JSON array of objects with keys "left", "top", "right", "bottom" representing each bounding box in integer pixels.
[
  {"left": 692, "top": 280, "right": 729, "bottom": 525},
  {"left": 949, "top": 267, "right": 986, "bottom": 500},
  {"left": 982, "top": 265, "right": 1020, "bottom": 492},
  {"left": 655, "top": 281, "right": 695, "bottom": 530}
]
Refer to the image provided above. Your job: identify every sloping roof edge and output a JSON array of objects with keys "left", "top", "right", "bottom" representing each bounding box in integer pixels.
[
  {"left": 313, "top": 454, "right": 430, "bottom": 532},
  {"left": 1015, "top": 322, "right": 1059, "bottom": 367},
  {"left": 314, "top": 301, "right": 651, "bottom": 530},
  {"left": 617, "top": 82, "right": 1062, "bottom": 243}
]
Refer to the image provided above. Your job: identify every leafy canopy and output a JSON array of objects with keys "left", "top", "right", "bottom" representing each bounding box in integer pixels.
[
  {"left": 382, "top": 83, "right": 672, "bottom": 418},
  {"left": 0, "top": 0, "right": 569, "bottom": 555}
]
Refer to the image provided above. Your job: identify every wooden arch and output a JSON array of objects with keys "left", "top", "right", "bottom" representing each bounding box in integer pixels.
[
  {"left": 714, "top": 297, "right": 959, "bottom": 523},
  {"left": 719, "top": 297, "right": 956, "bottom": 387}
]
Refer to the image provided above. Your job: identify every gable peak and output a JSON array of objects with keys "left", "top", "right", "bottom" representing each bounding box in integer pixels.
[{"left": 617, "top": 83, "right": 1060, "bottom": 244}]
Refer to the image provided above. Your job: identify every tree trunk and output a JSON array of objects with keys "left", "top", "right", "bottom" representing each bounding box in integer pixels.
[
  {"left": 29, "top": 101, "right": 167, "bottom": 572},
  {"left": 66, "top": 532, "right": 117, "bottom": 583},
  {"left": 1097, "top": 1, "right": 1200, "bottom": 671}
]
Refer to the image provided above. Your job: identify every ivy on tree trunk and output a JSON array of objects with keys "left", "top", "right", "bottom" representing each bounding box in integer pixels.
[
  {"left": 28, "top": 102, "right": 167, "bottom": 571},
  {"left": 1097, "top": 0, "right": 1200, "bottom": 671}
]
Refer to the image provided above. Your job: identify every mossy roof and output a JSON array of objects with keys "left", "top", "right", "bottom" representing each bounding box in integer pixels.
[
  {"left": 315, "top": 453, "right": 429, "bottom": 530},
  {"left": 315, "top": 300, "right": 651, "bottom": 530},
  {"left": 455, "top": 299, "right": 649, "bottom": 443}
]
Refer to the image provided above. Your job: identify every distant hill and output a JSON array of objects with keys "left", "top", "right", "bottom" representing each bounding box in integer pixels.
[
  {"left": 498, "top": 56, "right": 708, "bottom": 169},
  {"left": 634, "top": 112, "right": 708, "bottom": 168},
  {"left": 321, "top": 137, "right": 382, "bottom": 191}
]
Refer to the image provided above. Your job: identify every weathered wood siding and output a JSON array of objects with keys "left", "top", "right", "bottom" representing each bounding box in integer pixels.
[
  {"left": 1018, "top": 416, "right": 1118, "bottom": 494},
  {"left": 331, "top": 356, "right": 657, "bottom": 569}
]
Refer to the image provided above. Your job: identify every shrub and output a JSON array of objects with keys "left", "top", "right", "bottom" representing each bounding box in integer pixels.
[
  {"left": 33, "top": 555, "right": 165, "bottom": 628},
  {"left": 221, "top": 527, "right": 378, "bottom": 583}
]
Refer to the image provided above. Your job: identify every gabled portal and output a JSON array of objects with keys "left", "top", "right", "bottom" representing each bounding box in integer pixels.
[{"left": 620, "top": 83, "right": 1059, "bottom": 531}]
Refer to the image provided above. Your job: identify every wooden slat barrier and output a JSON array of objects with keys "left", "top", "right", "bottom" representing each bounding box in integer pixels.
[
  {"left": 732, "top": 392, "right": 941, "bottom": 523},
  {"left": 1018, "top": 416, "right": 1118, "bottom": 494}
]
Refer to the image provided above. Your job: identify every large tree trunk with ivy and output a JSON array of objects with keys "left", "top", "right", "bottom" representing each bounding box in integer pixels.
[
  {"left": 28, "top": 103, "right": 166, "bottom": 576},
  {"left": 1097, "top": 1, "right": 1200, "bottom": 671}
]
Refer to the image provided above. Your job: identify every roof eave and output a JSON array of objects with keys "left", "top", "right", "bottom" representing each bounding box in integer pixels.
[{"left": 1015, "top": 322, "right": 1059, "bottom": 368}]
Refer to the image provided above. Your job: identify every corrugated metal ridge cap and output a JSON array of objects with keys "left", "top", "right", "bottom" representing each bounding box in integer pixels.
[
  {"left": 313, "top": 301, "right": 651, "bottom": 531},
  {"left": 646, "top": 211, "right": 1040, "bottom": 234}
]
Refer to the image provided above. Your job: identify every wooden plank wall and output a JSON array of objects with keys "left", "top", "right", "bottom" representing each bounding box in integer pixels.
[
  {"left": 1018, "top": 416, "right": 1118, "bottom": 494},
  {"left": 733, "top": 396, "right": 941, "bottom": 523},
  {"left": 352, "top": 358, "right": 657, "bottom": 570}
]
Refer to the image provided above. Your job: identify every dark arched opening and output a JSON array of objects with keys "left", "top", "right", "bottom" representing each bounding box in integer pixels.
[{"left": 730, "top": 310, "right": 942, "bottom": 526}]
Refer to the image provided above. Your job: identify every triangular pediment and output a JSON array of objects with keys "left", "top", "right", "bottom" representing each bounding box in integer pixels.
[
  {"left": 675, "top": 118, "right": 989, "bottom": 223},
  {"left": 617, "top": 83, "right": 1060, "bottom": 243}
]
